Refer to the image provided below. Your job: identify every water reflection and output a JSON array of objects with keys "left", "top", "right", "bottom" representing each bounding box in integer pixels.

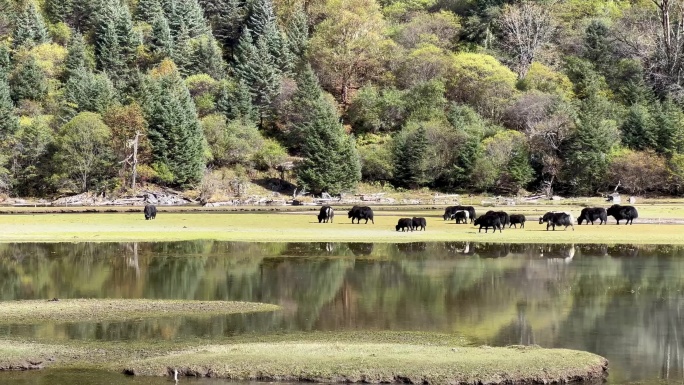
[{"left": 3, "top": 241, "right": 684, "bottom": 383}]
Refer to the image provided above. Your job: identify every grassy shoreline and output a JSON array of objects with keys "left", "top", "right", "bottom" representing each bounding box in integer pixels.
[
  {"left": 0, "top": 337, "right": 608, "bottom": 384},
  {"left": 0, "top": 299, "right": 280, "bottom": 324},
  {"left": 0, "top": 208, "right": 683, "bottom": 243}
]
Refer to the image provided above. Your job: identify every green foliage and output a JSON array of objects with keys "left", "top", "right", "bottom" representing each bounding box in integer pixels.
[
  {"left": 142, "top": 60, "right": 204, "bottom": 185},
  {"left": 64, "top": 31, "right": 87, "bottom": 78},
  {"left": 45, "top": 0, "right": 75, "bottom": 24},
  {"left": 620, "top": 103, "right": 656, "bottom": 151},
  {"left": 347, "top": 86, "right": 405, "bottom": 134},
  {"left": 472, "top": 130, "right": 532, "bottom": 193},
  {"left": 190, "top": 34, "right": 225, "bottom": 79},
  {"left": 7, "top": 116, "right": 55, "bottom": 196},
  {"left": 296, "top": 94, "right": 361, "bottom": 195},
  {"left": 215, "top": 77, "right": 256, "bottom": 123},
  {"left": 233, "top": 27, "right": 281, "bottom": 123},
  {"left": 446, "top": 52, "right": 518, "bottom": 120},
  {"left": 10, "top": 56, "right": 47, "bottom": 103},
  {"left": 203, "top": 0, "right": 246, "bottom": 58},
  {"left": 13, "top": 1, "right": 49, "bottom": 49},
  {"left": 563, "top": 93, "right": 619, "bottom": 194},
  {"left": 254, "top": 138, "right": 287, "bottom": 171},
  {"left": 358, "top": 135, "right": 394, "bottom": 182},
  {"left": 0, "top": 45, "right": 10, "bottom": 79},
  {"left": 393, "top": 125, "right": 429, "bottom": 188},
  {"left": 61, "top": 68, "right": 115, "bottom": 121},
  {"left": 149, "top": 14, "right": 173, "bottom": 59},
  {"left": 202, "top": 113, "right": 265, "bottom": 166},
  {"left": 54, "top": 112, "right": 115, "bottom": 192},
  {"left": 0, "top": 77, "right": 17, "bottom": 140}
]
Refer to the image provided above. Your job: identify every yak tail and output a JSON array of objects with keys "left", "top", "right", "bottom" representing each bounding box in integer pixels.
[{"left": 567, "top": 213, "right": 574, "bottom": 224}]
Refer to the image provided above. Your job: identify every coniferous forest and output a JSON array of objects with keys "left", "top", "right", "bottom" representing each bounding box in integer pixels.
[{"left": 1, "top": 0, "right": 684, "bottom": 198}]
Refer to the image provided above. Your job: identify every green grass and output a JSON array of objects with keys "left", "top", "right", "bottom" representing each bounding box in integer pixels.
[
  {"left": 124, "top": 342, "right": 608, "bottom": 384},
  {"left": 0, "top": 206, "right": 683, "bottom": 243},
  {"left": 0, "top": 299, "right": 280, "bottom": 324},
  {"left": 0, "top": 332, "right": 607, "bottom": 383}
]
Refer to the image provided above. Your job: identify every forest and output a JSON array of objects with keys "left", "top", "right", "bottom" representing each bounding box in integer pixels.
[{"left": 0, "top": 0, "right": 683, "bottom": 198}]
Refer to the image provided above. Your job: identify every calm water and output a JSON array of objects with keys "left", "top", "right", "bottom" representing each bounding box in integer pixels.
[{"left": 1, "top": 241, "right": 684, "bottom": 384}]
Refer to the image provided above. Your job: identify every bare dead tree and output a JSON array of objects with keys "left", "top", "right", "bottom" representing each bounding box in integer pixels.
[
  {"left": 498, "top": 1, "right": 555, "bottom": 79},
  {"left": 614, "top": 2, "right": 684, "bottom": 99}
]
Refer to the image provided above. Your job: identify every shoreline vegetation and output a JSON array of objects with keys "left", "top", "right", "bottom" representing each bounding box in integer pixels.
[{"left": 0, "top": 204, "right": 684, "bottom": 243}]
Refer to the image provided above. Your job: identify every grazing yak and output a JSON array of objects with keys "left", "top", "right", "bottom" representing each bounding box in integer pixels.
[
  {"left": 577, "top": 207, "right": 607, "bottom": 225},
  {"left": 396, "top": 218, "right": 413, "bottom": 232},
  {"left": 539, "top": 211, "right": 574, "bottom": 231},
  {"left": 412, "top": 217, "right": 427, "bottom": 231},
  {"left": 606, "top": 204, "right": 638, "bottom": 225},
  {"left": 317, "top": 205, "right": 334, "bottom": 223},
  {"left": 443, "top": 206, "right": 476, "bottom": 223},
  {"left": 485, "top": 210, "right": 510, "bottom": 228},
  {"left": 144, "top": 204, "right": 157, "bottom": 220},
  {"left": 453, "top": 210, "right": 469, "bottom": 224},
  {"left": 474, "top": 214, "right": 503, "bottom": 233},
  {"left": 509, "top": 214, "right": 526, "bottom": 228},
  {"left": 348, "top": 205, "right": 374, "bottom": 224}
]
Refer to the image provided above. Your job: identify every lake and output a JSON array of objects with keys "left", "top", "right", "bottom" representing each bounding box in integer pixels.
[{"left": 1, "top": 241, "right": 683, "bottom": 384}]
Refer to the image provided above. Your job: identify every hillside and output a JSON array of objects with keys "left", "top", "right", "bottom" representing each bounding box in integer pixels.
[{"left": 0, "top": 0, "right": 681, "bottom": 199}]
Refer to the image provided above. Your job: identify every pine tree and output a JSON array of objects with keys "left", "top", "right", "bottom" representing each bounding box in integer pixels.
[
  {"left": 285, "top": 65, "right": 323, "bottom": 152},
  {"left": 0, "top": 78, "right": 18, "bottom": 140},
  {"left": 141, "top": 60, "right": 204, "bottom": 185},
  {"left": 247, "top": 0, "right": 276, "bottom": 39},
  {"left": 393, "top": 126, "right": 428, "bottom": 189},
  {"left": 13, "top": 0, "right": 49, "bottom": 49},
  {"left": 168, "top": 0, "right": 209, "bottom": 39},
  {"left": 64, "top": 31, "right": 87, "bottom": 79},
  {"left": 94, "top": 0, "right": 139, "bottom": 92},
  {"left": 206, "top": 0, "right": 246, "bottom": 58},
  {"left": 215, "top": 78, "right": 256, "bottom": 122},
  {"left": 171, "top": 24, "right": 193, "bottom": 76},
  {"left": 10, "top": 56, "right": 48, "bottom": 103},
  {"left": 620, "top": 104, "right": 657, "bottom": 151},
  {"left": 62, "top": 68, "right": 115, "bottom": 122},
  {"left": 192, "top": 34, "right": 225, "bottom": 79},
  {"left": 286, "top": 4, "right": 308, "bottom": 59},
  {"left": 296, "top": 94, "right": 361, "bottom": 194},
  {"left": 45, "top": 0, "right": 74, "bottom": 24},
  {"left": 150, "top": 14, "right": 173, "bottom": 58},
  {"left": 0, "top": 45, "right": 10, "bottom": 80},
  {"left": 135, "top": 0, "right": 163, "bottom": 24},
  {"left": 234, "top": 28, "right": 281, "bottom": 124}
]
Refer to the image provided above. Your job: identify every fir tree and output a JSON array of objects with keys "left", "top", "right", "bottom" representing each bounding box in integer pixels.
[
  {"left": 215, "top": 78, "right": 256, "bottom": 122},
  {"left": 620, "top": 104, "right": 657, "bottom": 151},
  {"left": 171, "top": 24, "right": 193, "bottom": 76},
  {"left": 94, "top": 0, "right": 139, "bottom": 92},
  {"left": 0, "top": 78, "right": 18, "bottom": 140},
  {"left": 206, "top": 0, "right": 246, "bottom": 58},
  {"left": 393, "top": 126, "right": 428, "bottom": 189},
  {"left": 296, "top": 95, "right": 361, "bottom": 194},
  {"left": 247, "top": 0, "right": 276, "bottom": 39},
  {"left": 135, "top": 0, "right": 163, "bottom": 24},
  {"left": 286, "top": 4, "right": 308, "bottom": 59},
  {"left": 285, "top": 65, "right": 323, "bottom": 152},
  {"left": 168, "top": 0, "right": 209, "bottom": 39},
  {"left": 150, "top": 14, "right": 173, "bottom": 58},
  {"left": 45, "top": 0, "right": 74, "bottom": 24},
  {"left": 10, "top": 56, "right": 48, "bottom": 103},
  {"left": 62, "top": 68, "right": 115, "bottom": 122},
  {"left": 233, "top": 28, "right": 281, "bottom": 124},
  {"left": 192, "top": 34, "right": 225, "bottom": 79},
  {"left": 141, "top": 60, "right": 204, "bottom": 185},
  {"left": 0, "top": 45, "right": 10, "bottom": 80},
  {"left": 64, "top": 31, "right": 88, "bottom": 79},
  {"left": 13, "top": 0, "right": 49, "bottom": 49}
]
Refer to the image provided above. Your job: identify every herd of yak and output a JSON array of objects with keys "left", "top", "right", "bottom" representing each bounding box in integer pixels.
[
  {"left": 142, "top": 202, "right": 639, "bottom": 234},
  {"left": 316, "top": 204, "right": 639, "bottom": 233}
]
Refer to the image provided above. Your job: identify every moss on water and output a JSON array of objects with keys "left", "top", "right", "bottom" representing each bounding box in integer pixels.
[{"left": 0, "top": 299, "right": 280, "bottom": 324}]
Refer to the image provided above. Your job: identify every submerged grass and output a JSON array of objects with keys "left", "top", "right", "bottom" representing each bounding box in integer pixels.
[
  {"left": 0, "top": 208, "right": 683, "bottom": 243},
  {"left": 124, "top": 342, "right": 608, "bottom": 384},
  {"left": 0, "top": 299, "right": 280, "bottom": 324}
]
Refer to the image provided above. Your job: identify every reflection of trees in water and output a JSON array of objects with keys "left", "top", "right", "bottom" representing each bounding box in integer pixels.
[
  {"left": 10, "top": 239, "right": 684, "bottom": 384},
  {"left": 347, "top": 243, "right": 374, "bottom": 256}
]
